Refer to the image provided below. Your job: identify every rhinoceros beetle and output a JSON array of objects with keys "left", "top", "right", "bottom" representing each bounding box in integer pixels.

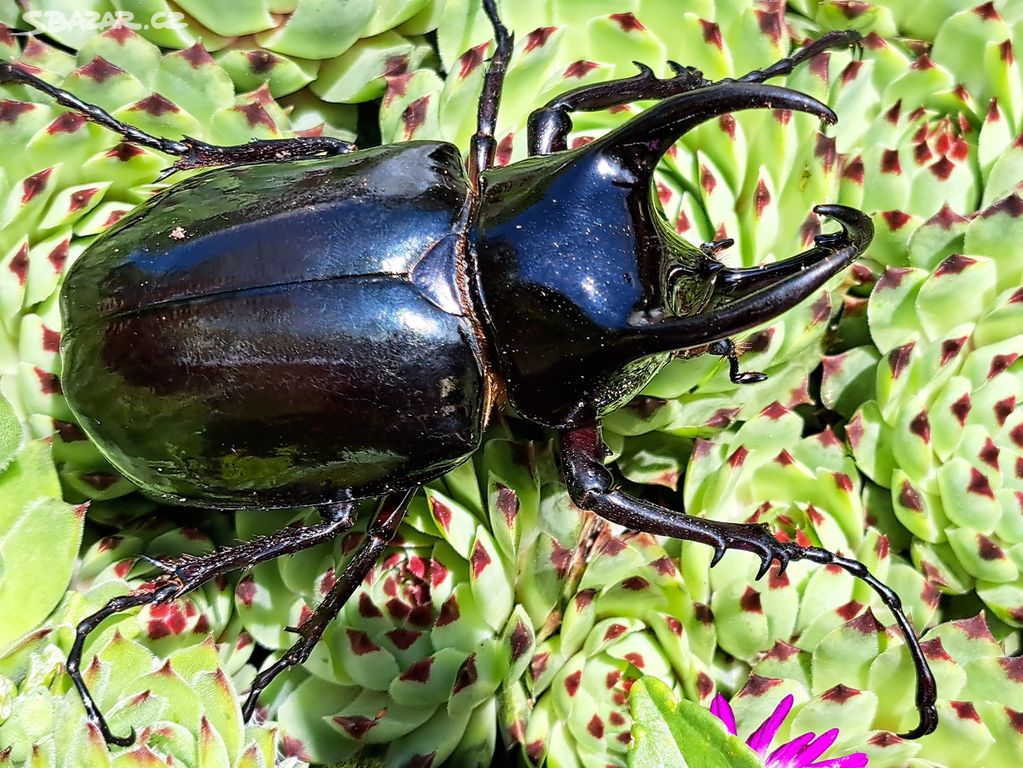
[{"left": 1, "top": 0, "right": 937, "bottom": 747}]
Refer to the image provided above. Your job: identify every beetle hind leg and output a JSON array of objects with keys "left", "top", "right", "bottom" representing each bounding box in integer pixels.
[
  {"left": 66, "top": 500, "right": 358, "bottom": 745},
  {"left": 241, "top": 488, "right": 417, "bottom": 720},
  {"left": 559, "top": 423, "right": 938, "bottom": 739},
  {"left": 0, "top": 61, "right": 355, "bottom": 180}
]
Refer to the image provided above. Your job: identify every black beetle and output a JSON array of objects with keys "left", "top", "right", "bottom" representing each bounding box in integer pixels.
[{"left": 1, "top": 0, "right": 937, "bottom": 747}]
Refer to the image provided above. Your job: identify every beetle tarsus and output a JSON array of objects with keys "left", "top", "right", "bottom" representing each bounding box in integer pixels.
[
  {"left": 700, "top": 238, "right": 734, "bottom": 257},
  {"left": 560, "top": 423, "right": 938, "bottom": 741},
  {"left": 738, "top": 29, "right": 863, "bottom": 83},
  {"left": 241, "top": 489, "right": 416, "bottom": 721}
]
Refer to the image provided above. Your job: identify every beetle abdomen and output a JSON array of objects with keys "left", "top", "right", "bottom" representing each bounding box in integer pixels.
[
  {"left": 63, "top": 274, "right": 485, "bottom": 508},
  {"left": 61, "top": 142, "right": 486, "bottom": 508}
]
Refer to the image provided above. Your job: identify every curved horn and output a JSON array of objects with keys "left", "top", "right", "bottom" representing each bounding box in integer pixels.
[
  {"left": 594, "top": 80, "right": 836, "bottom": 177},
  {"left": 624, "top": 205, "right": 872, "bottom": 356}
]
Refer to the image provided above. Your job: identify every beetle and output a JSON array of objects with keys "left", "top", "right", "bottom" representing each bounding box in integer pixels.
[{"left": 1, "top": 0, "right": 937, "bottom": 747}]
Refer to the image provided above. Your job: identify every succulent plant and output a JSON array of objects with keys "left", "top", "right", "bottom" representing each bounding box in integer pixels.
[
  {"left": 1, "top": 1, "right": 1022, "bottom": 767},
  {"left": 827, "top": 208, "right": 1023, "bottom": 626},
  {"left": 511, "top": 527, "right": 718, "bottom": 768},
  {"left": 0, "top": 619, "right": 292, "bottom": 768},
  {"left": 729, "top": 612, "right": 1023, "bottom": 768},
  {"left": 234, "top": 437, "right": 582, "bottom": 766},
  {"left": 0, "top": 0, "right": 439, "bottom": 118},
  {"left": 680, "top": 404, "right": 940, "bottom": 663},
  {"left": 0, "top": 389, "right": 275, "bottom": 767}
]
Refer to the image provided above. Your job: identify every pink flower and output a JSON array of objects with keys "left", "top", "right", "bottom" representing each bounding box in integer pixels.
[{"left": 710, "top": 693, "right": 869, "bottom": 768}]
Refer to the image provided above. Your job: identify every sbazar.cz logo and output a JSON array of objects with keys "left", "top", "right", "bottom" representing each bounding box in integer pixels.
[{"left": 13, "top": 10, "right": 187, "bottom": 35}]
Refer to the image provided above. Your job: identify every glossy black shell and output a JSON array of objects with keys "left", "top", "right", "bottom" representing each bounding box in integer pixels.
[{"left": 61, "top": 142, "right": 487, "bottom": 509}]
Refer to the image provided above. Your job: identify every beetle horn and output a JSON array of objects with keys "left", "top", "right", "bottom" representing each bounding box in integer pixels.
[
  {"left": 714, "top": 204, "right": 873, "bottom": 300},
  {"left": 624, "top": 204, "right": 872, "bottom": 355},
  {"left": 596, "top": 80, "right": 836, "bottom": 176}
]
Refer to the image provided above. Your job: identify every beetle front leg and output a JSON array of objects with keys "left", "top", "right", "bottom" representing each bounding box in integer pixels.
[
  {"left": 467, "top": 0, "right": 514, "bottom": 186},
  {"left": 527, "top": 29, "right": 862, "bottom": 157},
  {"left": 66, "top": 501, "right": 357, "bottom": 746},
  {"left": 241, "top": 488, "right": 417, "bottom": 721},
  {"left": 559, "top": 423, "right": 938, "bottom": 739},
  {"left": 0, "top": 61, "right": 355, "bottom": 179},
  {"left": 737, "top": 30, "right": 862, "bottom": 84},
  {"left": 528, "top": 61, "right": 708, "bottom": 155}
]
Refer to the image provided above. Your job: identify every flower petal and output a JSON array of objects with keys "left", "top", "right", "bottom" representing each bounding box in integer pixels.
[
  {"left": 796, "top": 728, "right": 839, "bottom": 764},
  {"left": 808, "top": 753, "right": 869, "bottom": 768},
  {"left": 765, "top": 731, "right": 816, "bottom": 768},
  {"left": 710, "top": 693, "right": 738, "bottom": 735},
  {"left": 747, "top": 694, "right": 794, "bottom": 756}
]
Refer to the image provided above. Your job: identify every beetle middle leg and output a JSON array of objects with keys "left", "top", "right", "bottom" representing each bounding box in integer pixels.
[
  {"left": 67, "top": 500, "right": 358, "bottom": 745},
  {"left": 241, "top": 488, "right": 417, "bottom": 720},
  {"left": 0, "top": 61, "right": 356, "bottom": 179},
  {"left": 559, "top": 423, "right": 938, "bottom": 739}
]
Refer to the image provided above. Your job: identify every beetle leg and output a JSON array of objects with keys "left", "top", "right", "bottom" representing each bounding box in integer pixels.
[
  {"left": 0, "top": 61, "right": 355, "bottom": 180},
  {"left": 707, "top": 338, "right": 766, "bottom": 384},
  {"left": 559, "top": 423, "right": 938, "bottom": 739},
  {"left": 467, "top": 0, "right": 514, "bottom": 187},
  {"left": 527, "top": 29, "right": 861, "bottom": 157},
  {"left": 66, "top": 501, "right": 357, "bottom": 746},
  {"left": 737, "top": 30, "right": 862, "bottom": 84},
  {"left": 527, "top": 61, "right": 708, "bottom": 155},
  {"left": 240, "top": 488, "right": 417, "bottom": 721}
]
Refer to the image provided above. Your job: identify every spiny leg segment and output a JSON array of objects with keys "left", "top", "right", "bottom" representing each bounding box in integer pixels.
[
  {"left": 67, "top": 501, "right": 358, "bottom": 746},
  {"left": 0, "top": 61, "right": 355, "bottom": 178},
  {"left": 559, "top": 424, "right": 938, "bottom": 740},
  {"left": 241, "top": 489, "right": 417, "bottom": 720}
]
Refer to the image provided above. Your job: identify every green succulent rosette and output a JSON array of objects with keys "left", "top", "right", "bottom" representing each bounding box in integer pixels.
[
  {"left": 513, "top": 529, "right": 718, "bottom": 768},
  {"left": 728, "top": 612, "right": 1023, "bottom": 768},
  {"left": 681, "top": 403, "right": 939, "bottom": 663},
  {"left": 0, "top": 0, "right": 440, "bottom": 128},
  {"left": 0, "top": 390, "right": 274, "bottom": 767},
  {"left": 236, "top": 438, "right": 582, "bottom": 767},
  {"left": 0, "top": 621, "right": 291, "bottom": 768},
  {"left": 831, "top": 216, "right": 1023, "bottom": 625}
]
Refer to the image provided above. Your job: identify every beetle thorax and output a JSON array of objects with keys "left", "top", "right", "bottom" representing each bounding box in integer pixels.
[{"left": 470, "top": 145, "right": 717, "bottom": 428}]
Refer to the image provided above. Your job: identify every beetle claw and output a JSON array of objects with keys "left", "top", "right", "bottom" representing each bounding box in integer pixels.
[
  {"left": 754, "top": 558, "right": 772, "bottom": 581},
  {"left": 700, "top": 238, "right": 734, "bottom": 257},
  {"left": 710, "top": 545, "right": 726, "bottom": 567},
  {"left": 736, "top": 370, "right": 768, "bottom": 384},
  {"left": 103, "top": 726, "right": 136, "bottom": 748}
]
